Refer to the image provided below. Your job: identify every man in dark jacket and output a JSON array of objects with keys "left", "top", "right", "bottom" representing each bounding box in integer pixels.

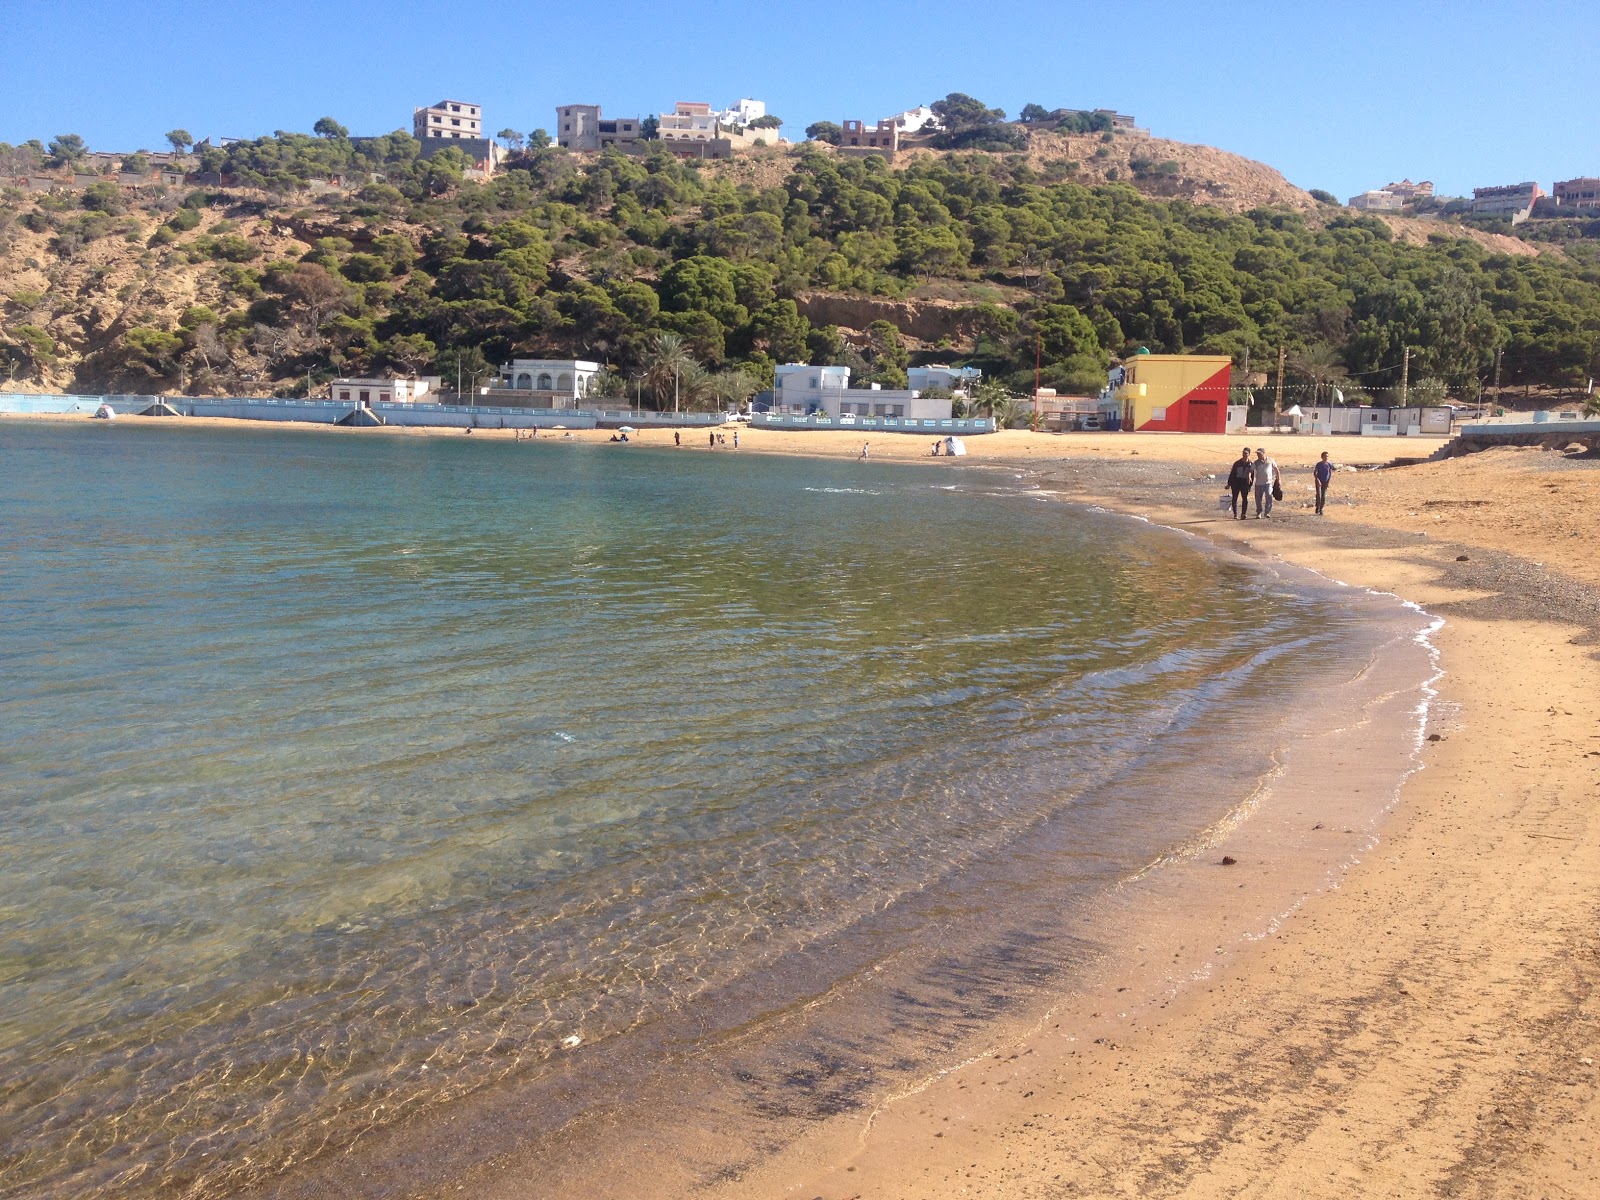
[
  {"left": 1227, "top": 448, "right": 1254, "bottom": 520},
  {"left": 1314, "top": 451, "right": 1335, "bottom": 515}
]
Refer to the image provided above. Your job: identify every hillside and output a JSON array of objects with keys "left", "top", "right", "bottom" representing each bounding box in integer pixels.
[{"left": 3, "top": 126, "right": 1598, "bottom": 405}]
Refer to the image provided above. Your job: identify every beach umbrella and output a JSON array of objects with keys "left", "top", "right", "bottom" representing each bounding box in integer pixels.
[
  {"left": 551, "top": 424, "right": 568, "bottom": 430},
  {"left": 617, "top": 425, "right": 636, "bottom": 433}
]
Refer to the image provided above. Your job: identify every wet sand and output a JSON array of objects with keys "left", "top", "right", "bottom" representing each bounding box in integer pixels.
[
  {"left": 700, "top": 446, "right": 1600, "bottom": 1200},
  {"left": 15, "top": 410, "right": 1599, "bottom": 1197}
]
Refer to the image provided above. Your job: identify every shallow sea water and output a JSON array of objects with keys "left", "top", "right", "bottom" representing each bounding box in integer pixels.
[{"left": 0, "top": 423, "right": 1429, "bottom": 1197}]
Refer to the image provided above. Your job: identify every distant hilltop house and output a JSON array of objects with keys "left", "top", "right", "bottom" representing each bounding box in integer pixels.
[
  {"left": 555, "top": 98, "right": 777, "bottom": 159},
  {"left": 412, "top": 99, "right": 502, "bottom": 178},
  {"left": 1552, "top": 177, "right": 1600, "bottom": 210},
  {"left": 836, "top": 119, "right": 901, "bottom": 160},
  {"left": 885, "top": 105, "right": 939, "bottom": 134},
  {"left": 1471, "top": 181, "right": 1543, "bottom": 224},
  {"left": 1348, "top": 178, "right": 1433, "bottom": 210},
  {"left": 556, "top": 105, "right": 645, "bottom": 152}
]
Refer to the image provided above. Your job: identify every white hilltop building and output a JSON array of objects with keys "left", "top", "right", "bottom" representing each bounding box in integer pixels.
[
  {"left": 716, "top": 98, "right": 767, "bottom": 127},
  {"left": 885, "top": 105, "right": 938, "bottom": 133}
]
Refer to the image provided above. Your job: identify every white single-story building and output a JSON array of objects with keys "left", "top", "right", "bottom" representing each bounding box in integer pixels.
[
  {"left": 329, "top": 376, "right": 441, "bottom": 405},
  {"left": 908, "top": 365, "right": 981, "bottom": 394},
  {"left": 770, "top": 364, "right": 953, "bottom": 420}
]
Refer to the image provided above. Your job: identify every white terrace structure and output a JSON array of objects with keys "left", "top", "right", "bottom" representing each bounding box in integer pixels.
[
  {"left": 486, "top": 359, "right": 602, "bottom": 408},
  {"left": 328, "top": 376, "right": 441, "bottom": 405}
]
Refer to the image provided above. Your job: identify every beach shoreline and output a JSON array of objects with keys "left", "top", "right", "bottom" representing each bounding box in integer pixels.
[
  {"left": 16, "top": 411, "right": 1599, "bottom": 1198},
  {"left": 697, "top": 447, "right": 1600, "bottom": 1199}
]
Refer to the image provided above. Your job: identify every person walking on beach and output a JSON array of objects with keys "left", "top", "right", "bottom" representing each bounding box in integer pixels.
[
  {"left": 860, "top": 441, "right": 870, "bottom": 460},
  {"left": 732, "top": 429, "right": 739, "bottom": 449},
  {"left": 1252, "top": 448, "right": 1278, "bottom": 517},
  {"left": 1227, "top": 448, "right": 1254, "bottom": 520},
  {"left": 709, "top": 431, "right": 716, "bottom": 448},
  {"left": 1314, "top": 451, "right": 1335, "bottom": 516},
  {"left": 674, "top": 429, "right": 680, "bottom": 447}
]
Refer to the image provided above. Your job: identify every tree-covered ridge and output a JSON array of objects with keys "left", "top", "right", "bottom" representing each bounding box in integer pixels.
[{"left": 3, "top": 127, "right": 1599, "bottom": 405}]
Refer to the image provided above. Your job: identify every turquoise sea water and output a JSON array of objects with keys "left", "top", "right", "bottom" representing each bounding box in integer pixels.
[{"left": 0, "top": 423, "right": 1421, "bottom": 1197}]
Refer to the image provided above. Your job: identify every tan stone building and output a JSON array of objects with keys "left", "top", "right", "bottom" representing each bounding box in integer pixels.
[{"left": 414, "top": 100, "right": 483, "bottom": 142}]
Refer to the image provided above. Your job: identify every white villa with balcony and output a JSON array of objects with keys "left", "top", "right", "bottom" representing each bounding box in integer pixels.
[{"left": 487, "top": 359, "right": 601, "bottom": 408}]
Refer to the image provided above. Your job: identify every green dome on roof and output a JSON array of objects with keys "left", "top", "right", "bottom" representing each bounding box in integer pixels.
[{"left": 1135, "top": 346, "right": 1151, "bottom": 355}]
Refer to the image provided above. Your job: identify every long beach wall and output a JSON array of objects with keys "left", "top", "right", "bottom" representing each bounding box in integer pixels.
[{"left": 1, "top": 393, "right": 999, "bottom": 434}]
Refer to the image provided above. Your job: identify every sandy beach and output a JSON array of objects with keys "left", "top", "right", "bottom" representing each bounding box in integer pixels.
[
  {"left": 694, "top": 440, "right": 1600, "bottom": 1200},
  {"left": 14, "top": 410, "right": 1598, "bottom": 1197}
]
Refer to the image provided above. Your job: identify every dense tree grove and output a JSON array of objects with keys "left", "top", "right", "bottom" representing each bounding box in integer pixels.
[{"left": 4, "top": 124, "right": 1600, "bottom": 404}]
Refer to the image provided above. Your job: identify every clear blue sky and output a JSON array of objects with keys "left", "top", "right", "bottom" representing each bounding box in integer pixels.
[{"left": 5, "top": 0, "right": 1596, "bottom": 200}]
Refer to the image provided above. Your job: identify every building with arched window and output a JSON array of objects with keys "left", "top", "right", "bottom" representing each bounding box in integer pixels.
[{"left": 487, "top": 359, "right": 602, "bottom": 409}]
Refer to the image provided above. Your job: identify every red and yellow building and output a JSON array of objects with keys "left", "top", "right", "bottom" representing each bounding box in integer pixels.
[{"left": 1116, "top": 353, "right": 1232, "bottom": 433}]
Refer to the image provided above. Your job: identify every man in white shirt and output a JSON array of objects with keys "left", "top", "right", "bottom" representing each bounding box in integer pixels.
[{"left": 1253, "top": 447, "right": 1278, "bottom": 517}]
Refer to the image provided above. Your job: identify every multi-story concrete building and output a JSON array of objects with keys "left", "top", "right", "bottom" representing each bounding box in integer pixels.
[
  {"left": 411, "top": 100, "right": 500, "bottom": 175},
  {"left": 554, "top": 105, "right": 645, "bottom": 152},
  {"left": 414, "top": 100, "right": 482, "bottom": 142},
  {"left": 658, "top": 101, "right": 719, "bottom": 143},
  {"left": 1471, "top": 182, "right": 1543, "bottom": 221},
  {"left": 1554, "top": 177, "right": 1600, "bottom": 210},
  {"left": 486, "top": 358, "right": 603, "bottom": 408},
  {"left": 769, "top": 364, "right": 953, "bottom": 420}
]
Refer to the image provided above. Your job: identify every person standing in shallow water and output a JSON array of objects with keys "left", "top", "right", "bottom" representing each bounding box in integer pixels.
[
  {"left": 1314, "top": 451, "right": 1335, "bottom": 516},
  {"left": 1252, "top": 447, "right": 1278, "bottom": 517},
  {"left": 1227, "top": 448, "right": 1254, "bottom": 520}
]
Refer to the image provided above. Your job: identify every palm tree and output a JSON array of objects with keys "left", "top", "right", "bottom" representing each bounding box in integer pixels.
[
  {"left": 709, "top": 365, "right": 759, "bottom": 413},
  {"left": 643, "top": 332, "right": 696, "bottom": 411},
  {"left": 1292, "top": 343, "right": 1349, "bottom": 406}
]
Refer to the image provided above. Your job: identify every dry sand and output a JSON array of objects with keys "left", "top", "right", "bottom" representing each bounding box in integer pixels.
[{"left": 13, "top": 412, "right": 1599, "bottom": 1197}]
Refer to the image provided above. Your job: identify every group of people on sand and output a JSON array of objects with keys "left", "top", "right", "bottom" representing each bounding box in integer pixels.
[{"left": 1226, "top": 447, "right": 1337, "bottom": 519}]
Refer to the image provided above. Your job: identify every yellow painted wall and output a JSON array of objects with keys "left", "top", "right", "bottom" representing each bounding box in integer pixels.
[{"left": 1117, "top": 354, "right": 1233, "bottom": 431}]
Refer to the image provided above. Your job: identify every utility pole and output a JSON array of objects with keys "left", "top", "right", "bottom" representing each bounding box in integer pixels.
[
  {"left": 1400, "top": 346, "right": 1410, "bottom": 407},
  {"left": 1492, "top": 348, "right": 1503, "bottom": 416},
  {"left": 1274, "top": 345, "right": 1285, "bottom": 425},
  {"left": 674, "top": 367, "right": 680, "bottom": 414},
  {"left": 1034, "top": 332, "right": 1042, "bottom": 431}
]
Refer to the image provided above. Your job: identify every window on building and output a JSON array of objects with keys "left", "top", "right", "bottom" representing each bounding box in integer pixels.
[
  {"left": 451, "top": 118, "right": 461, "bottom": 126},
  {"left": 537, "top": 373, "right": 553, "bottom": 390},
  {"left": 339, "top": 390, "right": 350, "bottom": 400},
  {"left": 451, "top": 105, "right": 460, "bottom": 112}
]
